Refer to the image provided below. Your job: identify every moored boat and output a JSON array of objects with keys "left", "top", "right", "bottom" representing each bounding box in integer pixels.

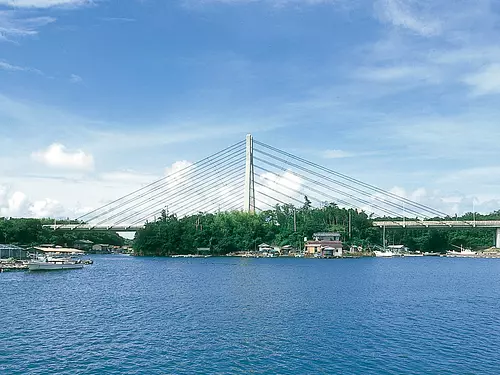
[
  {"left": 28, "top": 257, "right": 84, "bottom": 271},
  {"left": 374, "top": 251, "right": 395, "bottom": 258}
]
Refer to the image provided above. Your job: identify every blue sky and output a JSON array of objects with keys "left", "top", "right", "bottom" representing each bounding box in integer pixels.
[{"left": 1, "top": 0, "right": 500, "bottom": 218}]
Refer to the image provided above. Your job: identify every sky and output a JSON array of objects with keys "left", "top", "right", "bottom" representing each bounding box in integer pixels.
[{"left": 1, "top": 0, "right": 500, "bottom": 219}]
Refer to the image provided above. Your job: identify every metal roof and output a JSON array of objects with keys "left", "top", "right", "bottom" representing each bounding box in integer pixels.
[{"left": 0, "top": 244, "right": 26, "bottom": 250}]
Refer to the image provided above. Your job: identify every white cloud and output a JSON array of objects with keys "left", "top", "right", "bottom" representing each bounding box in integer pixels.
[
  {"left": 375, "top": 0, "right": 441, "bottom": 37},
  {"left": 0, "top": 0, "right": 88, "bottom": 8},
  {"left": 31, "top": 143, "right": 95, "bottom": 171},
  {"left": 0, "top": 10, "right": 55, "bottom": 42},
  {"left": 69, "top": 74, "right": 83, "bottom": 84},
  {"left": 0, "top": 60, "right": 42, "bottom": 74},
  {"left": 29, "top": 198, "right": 64, "bottom": 218},
  {"left": 463, "top": 64, "right": 500, "bottom": 96}
]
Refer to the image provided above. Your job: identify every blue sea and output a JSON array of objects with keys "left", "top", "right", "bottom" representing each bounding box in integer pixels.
[{"left": 1, "top": 256, "right": 500, "bottom": 374}]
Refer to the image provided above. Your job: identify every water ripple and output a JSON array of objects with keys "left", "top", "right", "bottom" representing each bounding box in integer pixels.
[{"left": 1, "top": 256, "right": 500, "bottom": 374}]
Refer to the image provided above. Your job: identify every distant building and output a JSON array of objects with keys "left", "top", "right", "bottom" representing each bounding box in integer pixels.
[
  {"left": 313, "top": 232, "right": 341, "bottom": 241},
  {"left": 91, "top": 244, "right": 111, "bottom": 254},
  {"left": 305, "top": 232, "right": 343, "bottom": 258},
  {"left": 74, "top": 239, "right": 94, "bottom": 250},
  {"left": 0, "top": 244, "right": 29, "bottom": 260},
  {"left": 258, "top": 243, "right": 273, "bottom": 252}
]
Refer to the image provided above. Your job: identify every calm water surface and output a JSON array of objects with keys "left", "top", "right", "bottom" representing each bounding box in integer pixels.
[{"left": 1, "top": 256, "right": 500, "bottom": 374}]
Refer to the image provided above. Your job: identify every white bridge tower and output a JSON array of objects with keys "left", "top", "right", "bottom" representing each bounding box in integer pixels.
[{"left": 244, "top": 134, "right": 256, "bottom": 213}]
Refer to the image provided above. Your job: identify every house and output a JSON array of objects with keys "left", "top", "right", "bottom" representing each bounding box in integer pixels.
[
  {"left": 74, "top": 239, "right": 94, "bottom": 250},
  {"left": 91, "top": 244, "right": 111, "bottom": 254},
  {"left": 258, "top": 243, "right": 273, "bottom": 252},
  {"left": 313, "top": 232, "right": 341, "bottom": 241},
  {"left": 322, "top": 246, "right": 343, "bottom": 258},
  {"left": 280, "top": 245, "right": 294, "bottom": 256},
  {"left": 305, "top": 232, "right": 343, "bottom": 258}
]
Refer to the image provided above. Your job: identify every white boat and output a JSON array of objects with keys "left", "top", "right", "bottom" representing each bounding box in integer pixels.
[
  {"left": 374, "top": 251, "right": 395, "bottom": 258},
  {"left": 28, "top": 257, "right": 84, "bottom": 271},
  {"left": 446, "top": 245, "right": 477, "bottom": 257},
  {"left": 446, "top": 249, "right": 477, "bottom": 257}
]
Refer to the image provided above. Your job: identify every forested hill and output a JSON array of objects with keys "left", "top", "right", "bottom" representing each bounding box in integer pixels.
[{"left": 0, "top": 218, "right": 124, "bottom": 247}]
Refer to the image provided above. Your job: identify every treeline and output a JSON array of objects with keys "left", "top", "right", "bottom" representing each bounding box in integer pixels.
[
  {"left": 134, "top": 201, "right": 378, "bottom": 256},
  {"left": 383, "top": 211, "right": 500, "bottom": 252},
  {"left": 134, "top": 201, "right": 500, "bottom": 256},
  {"left": 0, "top": 218, "right": 125, "bottom": 247}
]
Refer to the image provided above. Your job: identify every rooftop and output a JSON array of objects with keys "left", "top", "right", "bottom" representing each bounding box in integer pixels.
[{"left": 0, "top": 244, "right": 25, "bottom": 251}]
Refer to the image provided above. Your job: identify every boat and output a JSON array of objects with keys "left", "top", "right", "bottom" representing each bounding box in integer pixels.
[
  {"left": 446, "top": 245, "right": 477, "bottom": 257},
  {"left": 28, "top": 257, "right": 84, "bottom": 271},
  {"left": 374, "top": 251, "right": 395, "bottom": 258},
  {"left": 403, "top": 252, "right": 424, "bottom": 257}
]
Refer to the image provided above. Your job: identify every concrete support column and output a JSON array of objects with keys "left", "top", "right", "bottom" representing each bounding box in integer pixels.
[
  {"left": 496, "top": 228, "right": 500, "bottom": 249},
  {"left": 244, "top": 134, "right": 255, "bottom": 214}
]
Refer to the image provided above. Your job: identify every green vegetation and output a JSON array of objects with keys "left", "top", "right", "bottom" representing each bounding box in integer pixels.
[
  {"left": 0, "top": 218, "right": 125, "bottom": 247},
  {"left": 134, "top": 201, "right": 381, "bottom": 256},
  {"left": 134, "top": 200, "right": 500, "bottom": 256},
  {"left": 2, "top": 203, "right": 499, "bottom": 255}
]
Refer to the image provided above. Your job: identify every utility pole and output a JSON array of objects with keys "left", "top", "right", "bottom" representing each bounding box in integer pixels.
[
  {"left": 383, "top": 224, "right": 386, "bottom": 250},
  {"left": 243, "top": 134, "right": 256, "bottom": 214},
  {"left": 348, "top": 210, "right": 352, "bottom": 239}
]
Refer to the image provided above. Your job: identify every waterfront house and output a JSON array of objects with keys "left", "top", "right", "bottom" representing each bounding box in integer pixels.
[
  {"left": 305, "top": 232, "right": 343, "bottom": 257},
  {"left": 91, "top": 244, "right": 112, "bottom": 254},
  {"left": 258, "top": 243, "right": 273, "bottom": 252},
  {"left": 322, "top": 246, "right": 343, "bottom": 258},
  {"left": 313, "top": 232, "right": 341, "bottom": 241},
  {"left": 74, "top": 239, "right": 94, "bottom": 251}
]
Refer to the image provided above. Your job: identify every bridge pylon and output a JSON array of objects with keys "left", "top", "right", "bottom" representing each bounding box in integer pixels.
[{"left": 244, "top": 134, "right": 256, "bottom": 213}]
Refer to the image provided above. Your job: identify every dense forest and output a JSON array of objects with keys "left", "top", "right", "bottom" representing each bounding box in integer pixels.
[
  {"left": 2, "top": 201, "right": 500, "bottom": 255},
  {"left": 134, "top": 200, "right": 500, "bottom": 256},
  {"left": 0, "top": 218, "right": 125, "bottom": 247}
]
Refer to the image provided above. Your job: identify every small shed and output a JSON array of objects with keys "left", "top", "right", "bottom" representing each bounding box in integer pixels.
[{"left": 0, "top": 244, "right": 29, "bottom": 260}]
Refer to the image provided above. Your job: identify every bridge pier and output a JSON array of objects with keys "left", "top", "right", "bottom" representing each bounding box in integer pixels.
[{"left": 496, "top": 228, "right": 500, "bottom": 249}]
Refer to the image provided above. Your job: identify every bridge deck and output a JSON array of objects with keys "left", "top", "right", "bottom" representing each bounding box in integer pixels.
[
  {"left": 373, "top": 220, "right": 500, "bottom": 228},
  {"left": 43, "top": 225, "right": 145, "bottom": 232}
]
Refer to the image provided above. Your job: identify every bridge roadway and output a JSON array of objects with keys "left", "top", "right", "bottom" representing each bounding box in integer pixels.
[
  {"left": 373, "top": 220, "right": 500, "bottom": 249},
  {"left": 43, "top": 224, "right": 145, "bottom": 232}
]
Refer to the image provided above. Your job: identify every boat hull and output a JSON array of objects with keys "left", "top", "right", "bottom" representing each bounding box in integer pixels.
[{"left": 28, "top": 262, "right": 84, "bottom": 271}]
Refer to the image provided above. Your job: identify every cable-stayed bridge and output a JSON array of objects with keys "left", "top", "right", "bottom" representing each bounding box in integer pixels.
[{"left": 45, "top": 135, "right": 500, "bottom": 247}]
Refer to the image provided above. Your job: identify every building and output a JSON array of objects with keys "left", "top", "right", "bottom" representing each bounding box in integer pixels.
[
  {"left": 322, "top": 246, "right": 343, "bottom": 258},
  {"left": 91, "top": 244, "right": 111, "bottom": 254},
  {"left": 258, "top": 243, "right": 273, "bottom": 252},
  {"left": 305, "top": 232, "right": 343, "bottom": 258},
  {"left": 74, "top": 239, "right": 94, "bottom": 250},
  {"left": 313, "top": 232, "right": 341, "bottom": 241},
  {"left": 0, "top": 244, "right": 29, "bottom": 260}
]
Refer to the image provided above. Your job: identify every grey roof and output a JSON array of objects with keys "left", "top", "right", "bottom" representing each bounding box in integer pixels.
[
  {"left": 0, "top": 244, "right": 26, "bottom": 250},
  {"left": 313, "top": 232, "right": 341, "bottom": 236}
]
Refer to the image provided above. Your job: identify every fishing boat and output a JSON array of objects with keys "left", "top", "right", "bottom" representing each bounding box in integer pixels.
[
  {"left": 374, "top": 251, "right": 395, "bottom": 258},
  {"left": 28, "top": 257, "right": 84, "bottom": 271},
  {"left": 446, "top": 245, "right": 477, "bottom": 257}
]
